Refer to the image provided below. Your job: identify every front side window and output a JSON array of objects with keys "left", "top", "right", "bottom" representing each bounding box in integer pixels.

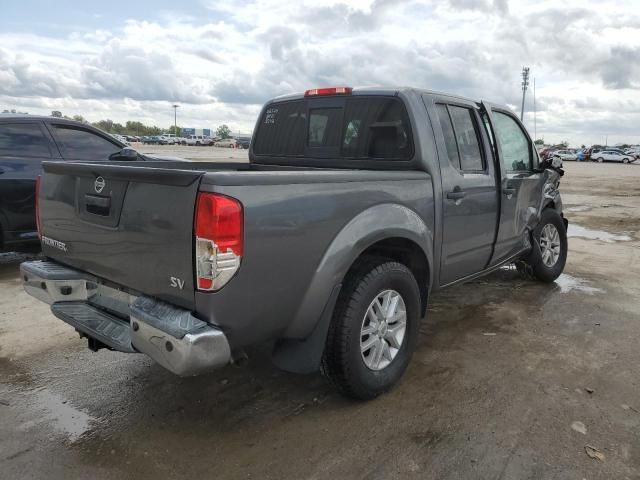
[
  {"left": 52, "top": 125, "right": 122, "bottom": 161},
  {"left": 0, "top": 123, "right": 51, "bottom": 158},
  {"left": 491, "top": 112, "right": 531, "bottom": 172}
]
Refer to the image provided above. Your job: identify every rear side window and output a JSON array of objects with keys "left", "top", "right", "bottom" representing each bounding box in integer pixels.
[
  {"left": 52, "top": 125, "right": 121, "bottom": 161},
  {"left": 436, "top": 104, "right": 484, "bottom": 172},
  {"left": 0, "top": 123, "right": 51, "bottom": 158},
  {"left": 253, "top": 96, "right": 413, "bottom": 160}
]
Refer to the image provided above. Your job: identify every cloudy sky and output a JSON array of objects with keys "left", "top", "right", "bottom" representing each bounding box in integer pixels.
[{"left": 1, "top": 0, "right": 639, "bottom": 145}]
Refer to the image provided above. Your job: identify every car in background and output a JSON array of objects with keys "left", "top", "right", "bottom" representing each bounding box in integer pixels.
[
  {"left": 592, "top": 150, "right": 635, "bottom": 163},
  {"left": 214, "top": 138, "right": 238, "bottom": 148},
  {"left": 185, "top": 135, "right": 212, "bottom": 146},
  {"left": 0, "top": 116, "right": 133, "bottom": 251},
  {"left": 624, "top": 148, "right": 640, "bottom": 159},
  {"left": 236, "top": 136, "right": 251, "bottom": 149},
  {"left": 552, "top": 149, "right": 577, "bottom": 161}
]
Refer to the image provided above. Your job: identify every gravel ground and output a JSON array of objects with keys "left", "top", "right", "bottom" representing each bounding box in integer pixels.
[{"left": 1, "top": 161, "right": 639, "bottom": 479}]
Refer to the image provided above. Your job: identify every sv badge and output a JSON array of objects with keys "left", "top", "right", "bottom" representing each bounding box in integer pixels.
[{"left": 170, "top": 276, "right": 185, "bottom": 290}]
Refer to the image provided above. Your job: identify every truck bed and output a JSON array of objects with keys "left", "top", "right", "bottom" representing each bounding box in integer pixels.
[{"left": 39, "top": 160, "right": 433, "bottom": 346}]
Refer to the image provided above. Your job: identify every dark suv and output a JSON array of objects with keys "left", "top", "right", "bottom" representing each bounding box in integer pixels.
[{"left": 0, "top": 115, "right": 135, "bottom": 251}]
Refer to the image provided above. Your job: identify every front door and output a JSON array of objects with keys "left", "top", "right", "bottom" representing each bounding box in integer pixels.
[
  {"left": 425, "top": 96, "right": 500, "bottom": 286},
  {"left": 481, "top": 102, "right": 542, "bottom": 265}
]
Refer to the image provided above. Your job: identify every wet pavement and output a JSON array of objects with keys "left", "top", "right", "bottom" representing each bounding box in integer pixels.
[{"left": 1, "top": 162, "right": 639, "bottom": 479}]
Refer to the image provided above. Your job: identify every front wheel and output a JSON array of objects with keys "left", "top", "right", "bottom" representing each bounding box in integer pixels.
[
  {"left": 623, "top": 158, "right": 629, "bottom": 164},
  {"left": 597, "top": 157, "right": 604, "bottom": 163},
  {"left": 322, "top": 259, "right": 421, "bottom": 400},
  {"left": 529, "top": 209, "right": 567, "bottom": 282}
]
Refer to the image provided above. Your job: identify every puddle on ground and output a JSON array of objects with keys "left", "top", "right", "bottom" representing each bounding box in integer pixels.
[
  {"left": 565, "top": 206, "right": 591, "bottom": 213},
  {"left": 25, "top": 388, "right": 95, "bottom": 441},
  {"left": 554, "top": 274, "right": 603, "bottom": 295},
  {"left": 567, "top": 224, "right": 632, "bottom": 243}
]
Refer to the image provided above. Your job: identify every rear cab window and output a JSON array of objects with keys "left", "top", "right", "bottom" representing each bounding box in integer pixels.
[{"left": 253, "top": 96, "right": 414, "bottom": 163}]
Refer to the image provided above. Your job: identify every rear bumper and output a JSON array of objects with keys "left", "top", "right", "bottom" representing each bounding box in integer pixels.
[{"left": 21, "top": 260, "right": 231, "bottom": 376}]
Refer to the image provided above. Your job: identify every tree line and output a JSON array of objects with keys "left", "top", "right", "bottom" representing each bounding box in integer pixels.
[{"left": 50, "top": 111, "right": 232, "bottom": 138}]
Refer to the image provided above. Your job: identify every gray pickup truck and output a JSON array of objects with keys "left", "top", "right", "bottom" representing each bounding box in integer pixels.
[{"left": 21, "top": 87, "right": 567, "bottom": 400}]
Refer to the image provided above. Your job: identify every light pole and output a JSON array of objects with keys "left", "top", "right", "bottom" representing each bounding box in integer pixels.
[
  {"left": 172, "top": 104, "right": 179, "bottom": 135},
  {"left": 520, "top": 66, "right": 530, "bottom": 122}
]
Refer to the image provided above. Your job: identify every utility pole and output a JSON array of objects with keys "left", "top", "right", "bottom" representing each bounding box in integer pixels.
[
  {"left": 172, "top": 104, "right": 180, "bottom": 134},
  {"left": 520, "top": 66, "right": 530, "bottom": 122},
  {"left": 533, "top": 77, "right": 537, "bottom": 141}
]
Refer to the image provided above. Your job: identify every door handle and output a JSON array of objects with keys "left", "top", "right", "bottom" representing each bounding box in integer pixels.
[
  {"left": 446, "top": 190, "right": 466, "bottom": 200},
  {"left": 503, "top": 187, "right": 516, "bottom": 196}
]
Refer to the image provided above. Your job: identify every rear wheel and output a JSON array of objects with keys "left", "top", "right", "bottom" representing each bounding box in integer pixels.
[
  {"left": 597, "top": 157, "right": 604, "bottom": 163},
  {"left": 623, "top": 158, "right": 629, "bottom": 164},
  {"left": 322, "top": 258, "right": 421, "bottom": 400}
]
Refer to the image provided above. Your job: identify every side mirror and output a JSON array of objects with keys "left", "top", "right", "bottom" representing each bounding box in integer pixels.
[{"left": 109, "top": 147, "right": 138, "bottom": 161}]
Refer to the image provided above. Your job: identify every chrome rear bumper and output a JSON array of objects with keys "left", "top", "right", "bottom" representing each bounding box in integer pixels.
[{"left": 21, "top": 260, "right": 231, "bottom": 376}]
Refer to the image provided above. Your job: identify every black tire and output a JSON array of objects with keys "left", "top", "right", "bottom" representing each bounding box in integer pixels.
[
  {"left": 623, "top": 158, "right": 629, "bottom": 164},
  {"left": 597, "top": 157, "right": 604, "bottom": 163},
  {"left": 529, "top": 209, "right": 567, "bottom": 282},
  {"left": 321, "top": 258, "right": 421, "bottom": 400}
]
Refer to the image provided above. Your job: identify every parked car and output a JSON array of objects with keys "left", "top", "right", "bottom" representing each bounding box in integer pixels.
[
  {"left": 21, "top": 86, "right": 567, "bottom": 400},
  {"left": 552, "top": 149, "right": 577, "bottom": 161},
  {"left": 236, "top": 137, "right": 251, "bottom": 149},
  {"left": 214, "top": 138, "right": 238, "bottom": 148},
  {"left": 185, "top": 135, "right": 212, "bottom": 146},
  {"left": 624, "top": 148, "right": 640, "bottom": 159},
  {"left": 0, "top": 116, "right": 136, "bottom": 251},
  {"left": 592, "top": 150, "right": 635, "bottom": 163}
]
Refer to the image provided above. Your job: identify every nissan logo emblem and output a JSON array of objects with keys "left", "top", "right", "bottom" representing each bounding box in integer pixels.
[{"left": 94, "top": 176, "right": 106, "bottom": 194}]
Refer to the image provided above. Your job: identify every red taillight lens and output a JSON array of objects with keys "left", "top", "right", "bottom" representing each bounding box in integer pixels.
[
  {"left": 35, "top": 175, "right": 41, "bottom": 239},
  {"left": 304, "top": 86, "right": 353, "bottom": 97},
  {"left": 194, "top": 193, "right": 243, "bottom": 291}
]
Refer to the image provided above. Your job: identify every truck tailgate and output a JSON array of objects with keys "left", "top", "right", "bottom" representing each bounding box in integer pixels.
[{"left": 39, "top": 162, "right": 204, "bottom": 309}]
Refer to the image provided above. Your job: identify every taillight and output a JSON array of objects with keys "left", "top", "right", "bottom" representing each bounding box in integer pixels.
[
  {"left": 304, "top": 86, "right": 353, "bottom": 97},
  {"left": 35, "top": 175, "right": 41, "bottom": 239},
  {"left": 194, "top": 192, "right": 243, "bottom": 291}
]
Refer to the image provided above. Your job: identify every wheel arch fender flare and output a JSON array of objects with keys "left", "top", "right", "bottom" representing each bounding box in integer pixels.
[{"left": 271, "top": 203, "right": 433, "bottom": 374}]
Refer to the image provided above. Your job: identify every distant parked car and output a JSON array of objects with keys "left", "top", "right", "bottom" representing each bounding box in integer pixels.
[
  {"left": 592, "top": 150, "right": 635, "bottom": 163},
  {"left": 185, "top": 135, "right": 211, "bottom": 146},
  {"left": 624, "top": 148, "right": 640, "bottom": 159},
  {"left": 236, "top": 137, "right": 251, "bottom": 149},
  {"left": 0, "top": 116, "right": 138, "bottom": 251},
  {"left": 214, "top": 138, "right": 238, "bottom": 148},
  {"left": 553, "top": 149, "right": 577, "bottom": 161}
]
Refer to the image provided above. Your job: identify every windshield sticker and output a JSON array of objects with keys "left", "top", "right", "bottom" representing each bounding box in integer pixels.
[{"left": 264, "top": 108, "right": 278, "bottom": 124}]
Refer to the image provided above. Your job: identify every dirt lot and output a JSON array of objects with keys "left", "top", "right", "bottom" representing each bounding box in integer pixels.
[
  {"left": 1, "top": 162, "right": 639, "bottom": 479},
  {"left": 138, "top": 143, "right": 249, "bottom": 162}
]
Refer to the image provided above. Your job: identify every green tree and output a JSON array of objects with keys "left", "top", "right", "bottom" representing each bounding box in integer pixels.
[
  {"left": 534, "top": 139, "right": 544, "bottom": 145},
  {"left": 216, "top": 124, "right": 231, "bottom": 139},
  {"left": 51, "top": 110, "right": 62, "bottom": 118},
  {"left": 168, "top": 125, "right": 182, "bottom": 136},
  {"left": 72, "top": 114, "right": 85, "bottom": 123}
]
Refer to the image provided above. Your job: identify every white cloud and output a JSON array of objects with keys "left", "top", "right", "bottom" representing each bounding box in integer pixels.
[{"left": 1, "top": 0, "right": 639, "bottom": 145}]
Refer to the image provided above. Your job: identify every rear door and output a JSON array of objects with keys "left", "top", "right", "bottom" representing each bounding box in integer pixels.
[
  {"left": 39, "top": 162, "right": 204, "bottom": 309},
  {"left": 481, "top": 102, "right": 542, "bottom": 265},
  {"left": 425, "top": 96, "right": 499, "bottom": 286}
]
